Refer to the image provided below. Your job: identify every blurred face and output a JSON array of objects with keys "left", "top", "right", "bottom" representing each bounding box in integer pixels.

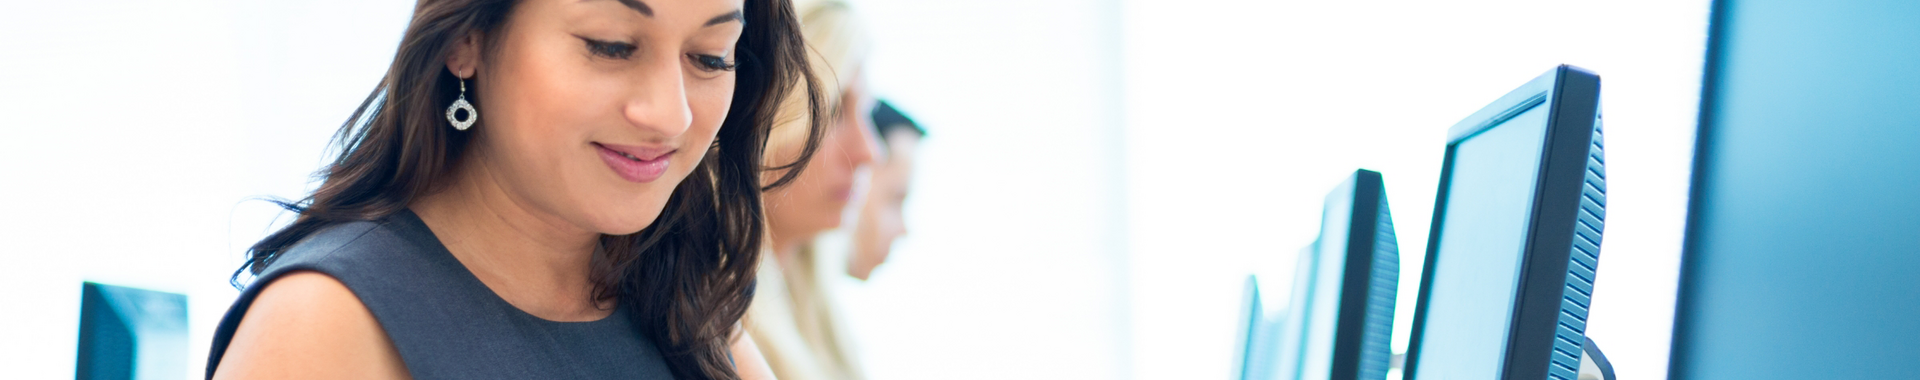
[
  {"left": 849, "top": 131, "right": 918, "bottom": 280},
  {"left": 459, "top": 0, "right": 745, "bottom": 235},
  {"left": 766, "top": 75, "right": 879, "bottom": 246}
]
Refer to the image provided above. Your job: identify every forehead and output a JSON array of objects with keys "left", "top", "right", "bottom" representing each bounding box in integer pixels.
[
  {"left": 880, "top": 135, "right": 918, "bottom": 169},
  {"left": 883, "top": 132, "right": 921, "bottom": 150},
  {"left": 578, "top": 0, "right": 746, "bottom": 17},
  {"left": 531, "top": 0, "right": 746, "bottom": 33}
]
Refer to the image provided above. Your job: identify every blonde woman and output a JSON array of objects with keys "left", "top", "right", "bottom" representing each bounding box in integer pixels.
[{"left": 746, "top": 0, "right": 878, "bottom": 379}]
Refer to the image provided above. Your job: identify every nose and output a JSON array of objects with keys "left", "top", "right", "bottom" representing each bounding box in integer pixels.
[
  {"left": 841, "top": 105, "right": 879, "bottom": 167},
  {"left": 623, "top": 58, "right": 694, "bottom": 139}
]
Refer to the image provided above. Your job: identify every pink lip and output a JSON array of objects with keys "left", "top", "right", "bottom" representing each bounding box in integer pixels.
[
  {"left": 594, "top": 142, "right": 674, "bottom": 183},
  {"left": 833, "top": 185, "right": 855, "bottom": 202}
]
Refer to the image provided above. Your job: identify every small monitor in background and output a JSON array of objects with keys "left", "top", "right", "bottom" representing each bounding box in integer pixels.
[
  {"left": 1402, "top": 65, "right": 1606, "bottom": 380},
  {"left": 1669, "top": 2, "right": 1920, "bottom": 379},
  {"left": 77, "top": 282, "right": 188, "bottom": 380},
  {"left": 1234, "top": 246, "right": 1320, "bottom": 380},
  {"left": 1270, "top": 169, "right": 1401, "bottom": 380},
  {"left": 1233, "top": 275, "right": 1274, "bottom": 380}
]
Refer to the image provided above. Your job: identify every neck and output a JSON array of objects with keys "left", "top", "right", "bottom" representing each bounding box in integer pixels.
[
  {"left": 412, "top": 153, "right": 611, "bottom": 322},
  {"left": 769, "top": 229, "right": 808, "bottom": 271}
]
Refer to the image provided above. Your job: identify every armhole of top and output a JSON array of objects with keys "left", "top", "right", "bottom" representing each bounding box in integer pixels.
[
  {"left": 206, "top": 267, "right": 315, "bottom": 379},
  {"left": 205, "top": 225, "right": 381, "bottom": 379}
]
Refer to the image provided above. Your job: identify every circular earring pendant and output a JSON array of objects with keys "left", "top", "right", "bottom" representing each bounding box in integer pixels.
[{"left": 446, "top": 80, "right": 477, "bottom": 131}]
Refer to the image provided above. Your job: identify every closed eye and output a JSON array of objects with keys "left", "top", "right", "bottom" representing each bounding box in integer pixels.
[
  {"left": 692, "top": 54, "right": 737, "bottom": 72},
  {"left": 581, "top": 37, "right": 636, "bottom": 60}
]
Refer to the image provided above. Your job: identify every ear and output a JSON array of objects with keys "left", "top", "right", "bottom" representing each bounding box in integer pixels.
[{"left": 446, "top": 31, "right": 483, "bottom": 79}]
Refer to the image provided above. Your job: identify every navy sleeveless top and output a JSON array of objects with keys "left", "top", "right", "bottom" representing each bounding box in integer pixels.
[{"left": 205, "top": 210, "right": 675, "bottom": 379}]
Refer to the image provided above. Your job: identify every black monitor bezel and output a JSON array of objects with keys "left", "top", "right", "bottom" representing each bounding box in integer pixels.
[{"left": 1401, "top": 65, "right": 1602, "bottom": 380}]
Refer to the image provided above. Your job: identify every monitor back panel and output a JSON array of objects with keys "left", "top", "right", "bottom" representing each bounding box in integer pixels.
[{"left": 1671, "top": 1, "right": 1920, "bottom": 379}]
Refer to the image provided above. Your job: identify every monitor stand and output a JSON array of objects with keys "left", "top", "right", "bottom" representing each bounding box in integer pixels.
[{"left": 1577, "top": 337, "right": 1616, "bottom": 380}]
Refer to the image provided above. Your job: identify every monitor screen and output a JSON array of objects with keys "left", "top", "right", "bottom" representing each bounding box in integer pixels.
[
  {"left": 1671, "top": 2, "right": 1920, "bottom": 379},
  {"left": 77, "top": 282, "right": 188, "bottom": 380},
  {"left": 1412, "top": 103, "right": 1550, "bottom": 380}
]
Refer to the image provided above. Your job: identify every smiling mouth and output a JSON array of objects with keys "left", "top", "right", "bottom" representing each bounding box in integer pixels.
[
  {"left": 594, "top": 142, "right": 674, "bottom": 183},
  {"left": 594, "top": 142, "right": 672, "bottom": 161}
]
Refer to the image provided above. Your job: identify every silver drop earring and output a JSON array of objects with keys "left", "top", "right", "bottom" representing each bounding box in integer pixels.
[{"left": 446, "top": 79, "right": 477, "bottom": 131}]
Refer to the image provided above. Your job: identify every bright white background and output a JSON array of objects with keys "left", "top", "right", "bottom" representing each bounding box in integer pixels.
[
  {"left": 0, "top": 1, "right": 1705, "bottom": 379},
  {"left": 1116, "top": 1, "right": 1707, "bottom": 379},
  {"left": 1, "top": 1, "right": 416, "bottom": 378}
]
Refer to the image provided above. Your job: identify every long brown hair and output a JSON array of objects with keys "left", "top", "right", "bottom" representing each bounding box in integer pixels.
[{"left": 234, "top": 1, "right": 824, "bottom": 379}]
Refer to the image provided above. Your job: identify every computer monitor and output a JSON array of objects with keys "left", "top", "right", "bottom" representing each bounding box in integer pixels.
[
  {"left": 1234, "top": 275, "right": 1274, "bottom": 380},
  {"left": 1270, "top": 169, "right": 1400, "bottom": 380},
  {"left": 76, "top": 282, "right": 189, "bottom": 380},
  {"left": 1234, "top": 246, "right": 1319, "bottom": 380},
  {"left": 1668, "top": 2, "right": 1920, "bottom": 379},
  {"left": 1401, "top": 65, "right": 1605, "bottom": 380}
]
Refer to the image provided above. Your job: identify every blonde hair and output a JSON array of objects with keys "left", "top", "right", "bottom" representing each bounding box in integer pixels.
[
  {"left": 748, "top": 1, "right": 874, "bottom": 380},
  {"left": 764, "top": 0, "right": 874, "bottom": 167}
]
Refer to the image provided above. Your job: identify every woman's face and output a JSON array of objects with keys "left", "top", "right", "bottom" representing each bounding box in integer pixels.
[
  {"left": 457, "top": 0, "right": 745, "bottom": 235},
  {"left": 850, "top": 131, "right": 918, "bottom": 280},
  {"left": 766, "top": 75, "right": 879, "bottom": 243}
]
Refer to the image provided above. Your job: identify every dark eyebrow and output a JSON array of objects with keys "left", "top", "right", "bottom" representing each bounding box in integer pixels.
[
  {"left": 600, "top": 0, "right": 738, "bottom": 27},
  {"left": 612, "top": 0, "right": 652, "bottom": 17},
  {"left": 705, "top": 10, "right": 744, "bottom": 27}
]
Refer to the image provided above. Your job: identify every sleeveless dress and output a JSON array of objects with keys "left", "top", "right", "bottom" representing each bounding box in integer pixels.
[{"left": 204, "top": 210, "right": 675, "bottom": 379}]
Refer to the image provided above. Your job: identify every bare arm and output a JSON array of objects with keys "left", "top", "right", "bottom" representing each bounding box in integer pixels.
[
  {"left": 212, "top": 271, "right": 411, "bottom": 380},
  {"left": 732, "top": 330, "right": 777, "bottom": 380}
]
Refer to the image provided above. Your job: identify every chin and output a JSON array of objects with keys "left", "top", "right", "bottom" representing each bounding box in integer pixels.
[
  {"left": 818, "top": 216, "right": 848, "bottom": 234},
  {"left": 586, "top": 199, "right": 670, "bottom": 236}
]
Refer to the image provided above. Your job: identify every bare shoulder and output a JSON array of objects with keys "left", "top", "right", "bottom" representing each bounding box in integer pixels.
[
  {"left": 212, "top": 271, "right": 411, "bottom": 380},
  {"left": 733, "top": 330, "right": 777, "bottom": 380}
]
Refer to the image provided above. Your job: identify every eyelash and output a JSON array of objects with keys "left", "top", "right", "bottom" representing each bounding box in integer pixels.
[
  {"left": 583, "top": 38, "right": 636, "bottom": 59},
  {"left": 581, "top": 37, "right": 736, "bottom": 72},
  {"left": 693, "top": 54, "right": 738, "bottom": 72}
]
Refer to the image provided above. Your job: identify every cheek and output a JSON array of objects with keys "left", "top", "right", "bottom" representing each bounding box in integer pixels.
[
  {"left": 791, "top": 137, "right": 843, "bottom": 186},
  {"left": 686, "top": 75, "right": 736, "bottom": 143},
  {"left": 817, "top": 126, "right": 856, "bottom": 164},
  {"left": 487, "top": 50, "right": 601, "bottom": 174},
  {"left": 494, "top": 39, "right": 612, "bottom": 138},
  {"left": 839, "top": 105, "right": 861, "bottom": 128}
]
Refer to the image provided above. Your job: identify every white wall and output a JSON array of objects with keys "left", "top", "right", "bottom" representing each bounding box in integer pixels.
[
  {"left": 0, "top": 1, "right": 409, "bottom": 378},
  {"left": 1120, "top": 1, "right": 1708, "bottom": 379}
]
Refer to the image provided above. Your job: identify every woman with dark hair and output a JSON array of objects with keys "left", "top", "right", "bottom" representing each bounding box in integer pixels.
[{"left": 205, "top": 0, "right": 824, "bottom": 379}]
